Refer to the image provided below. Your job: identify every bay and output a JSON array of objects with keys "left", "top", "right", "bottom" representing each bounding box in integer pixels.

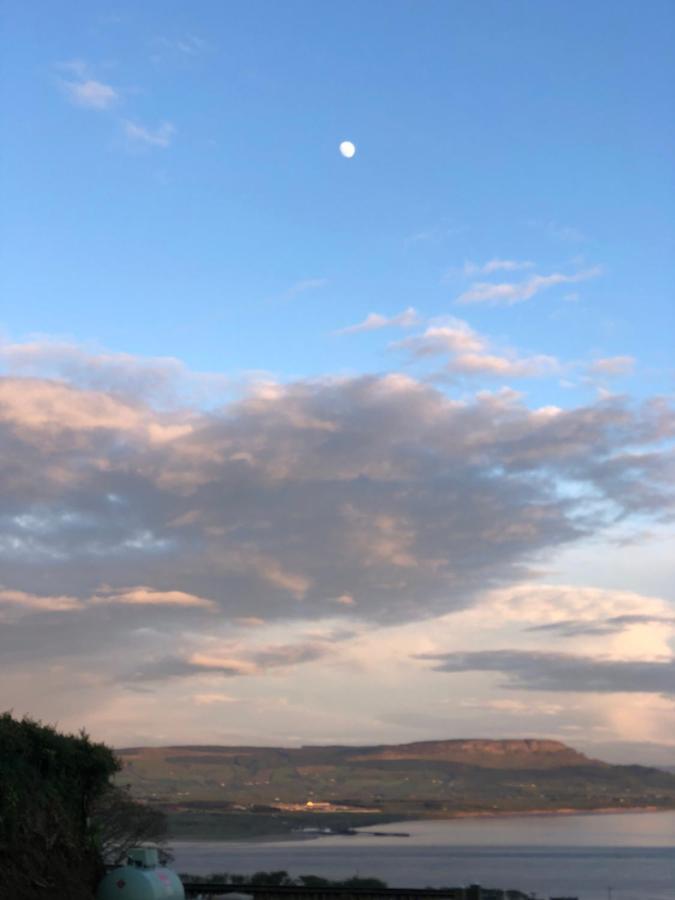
[{"left": 171, "top": 812, "right": 675, "bottom": 900}]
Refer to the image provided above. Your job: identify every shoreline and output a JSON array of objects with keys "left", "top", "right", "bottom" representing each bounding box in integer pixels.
[
  {"left": 169, "top": 805, "right": 673, "bottom": 843},
  {"left": 423, "top": 804, "right": 667, "bottom": 820}
]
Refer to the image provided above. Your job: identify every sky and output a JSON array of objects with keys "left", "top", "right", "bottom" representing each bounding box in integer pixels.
[{"left": 0, "top": 1, "right": 674, "bottom": 762}]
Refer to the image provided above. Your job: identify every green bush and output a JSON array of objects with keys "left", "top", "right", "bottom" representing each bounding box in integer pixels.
[
  {"left": 180, "top": 870, "right": 390, "bottom": 888},
  {"left": 0, "top": 712, "right": 120, "bottom": 900}
]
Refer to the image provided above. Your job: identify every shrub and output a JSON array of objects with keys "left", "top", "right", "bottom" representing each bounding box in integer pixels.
[{"left": 0, "top": 713, "right": 120, "bottom": 900}]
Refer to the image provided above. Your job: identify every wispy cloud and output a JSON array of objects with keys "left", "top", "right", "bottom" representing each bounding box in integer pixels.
[
  {"left": 527, "top": 613, "right": 675, "bottom": 638},
  {"left": 124, "top": 120, "right": 176, "bottom": 149},
  {"left": 336, "top": 307, "right": 419, "bottom": 335},
  {"left": 418, "top": 648, "right": 675, "bottom": 697},
  {"left": 93, "top": 586, "right": 217, "bottom": 611},
  {"left": 56, "top": 61, "right": 177, "bottom": 153},
  {"left": 0, "top": 337, "right": 228, "bottom": 406},
  {"left": 0, "top": 587, "right": 84, "bottom": 618},
  {"left": 0, "top": 584, "right": 216, "bottom": 618},
  {"left": 457, "top": 267, "right": 602, "bottom": 306},
  {"left": 193, "top": 692, "right": 238, "bottom": 705},
  {"left": 280, "top": 278, "right": 328, "bottom": 301},
  {"left": 126, "top": 641, "right": 331, "bottom": 683},
  {"left": 526, "top": 219, "right": 587, "bottom": 243},
  {"left": 152, "top": 35, "right": 209, "bottom": 57},
  {"left": 548, "top": 222, "right": 586, "bottom": 243},
  {"left": 463, "top": 259, "right": 534, "bottom": 276},
  {"left": 405, "top": 223, "right": 466, "bottom": 245},
  {"left": 64, "top": 78, "right": 119, "bottom": 110},
  {"left": 587, "top": 356, "right": 636, "bottom": 377},
  {"left": 397, "top": 319, "right": 559, "bottom": 378}
]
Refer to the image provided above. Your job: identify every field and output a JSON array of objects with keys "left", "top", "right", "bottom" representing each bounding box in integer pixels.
[{"left": 112, "top": 739, "right": 675, "bottom": 838}]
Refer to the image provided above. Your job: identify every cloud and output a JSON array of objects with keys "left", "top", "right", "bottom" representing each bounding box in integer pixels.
[
  {"left": 0, "top": 365, "right": 672, "bottom": 644},
  {"left": 465, "top": 583, "right": 675, "bottom": 662},
  {"left": 0, "top": 587, "right": 84, "bottom": 617},
  {"left": 280, "top": 278, "right": 328, "bottom": 300},
  {"left": 525, "top": 220, "right": 587, "bottom": 243},
  {"left": 125, "top": 641, "right": 331, "bottom": 683},
  {"left": 124, "top": 120, "right": 175, "bottom": 148},
  {"left": 459, "top": 697, "right": 566, "bottom": 716},
  {"left": 457, "top": 268, "right": 602, "bottom": 306},
  {"left": 336, "top": 307, "right": 419, "bottom": 335},
  {"left": 405, "top": 224, "right": 466, "bottom": 246},
  {"left": 474, "top": 583, "right": 673, "bottom": 630},
  {"left": 93, "top": 586, "right": 217, "bottom": 610},
  {"left": 587, "top": 356, "right": 636, "bottom": 377},
  {"left": 63, "top": 78, "right": 119, "bottom": 110},
  {"left": 527, "top": 614, "right": 675, "bottom": 638},
  {"left": 0, "top": 338, "right": 228, "bottom": 406},
  {"left": 548, "top": 222, "right": 586, "bottom": 243},
  {"left": 398, "top": 320, "right": 559, "bottom": 378},
  {"left": 193, "top": 693, "right": 238, "bottom": 705},
  {"left": 0, "top": 347, "right": 674, "bottom": 745},
  {"left": 0, "top": 585, "right": 216, "bottom": 619},
  {"left": 418, "top": 648, "right": 675, "bottom": 697},
  {"left": 152, "top": 35, "right": 208, "bottom": 57},
  {"left": 463, "top": 260, "right": 534, "bottom": 276}
]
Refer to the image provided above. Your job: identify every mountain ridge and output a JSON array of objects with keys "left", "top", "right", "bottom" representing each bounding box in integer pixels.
[
  {"left": 114, "top": 737, "right": 675, "bottom": 841},
  {"left": 117, "top": 738, "right": 601, "bottom": 770}
]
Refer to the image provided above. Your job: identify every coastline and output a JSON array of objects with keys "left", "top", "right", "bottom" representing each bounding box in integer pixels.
[
  {"left": 169, "top": 805, "right": 672, "bottom": 843},
  {"left": 169, "top": 810, "right": 675, "bottom": 897},
  {"left": 423, "top": 804, "right": 667, "bottom": 820}
]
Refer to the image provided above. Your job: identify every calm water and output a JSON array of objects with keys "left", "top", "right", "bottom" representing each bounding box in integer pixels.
[{"left": 172, "top": 812, "right": 675, "bottom": 900}]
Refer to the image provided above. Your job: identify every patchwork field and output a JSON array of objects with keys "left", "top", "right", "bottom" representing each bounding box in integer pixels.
[{"left": 114, "top": 739, "right": 675, "bottom": 838}]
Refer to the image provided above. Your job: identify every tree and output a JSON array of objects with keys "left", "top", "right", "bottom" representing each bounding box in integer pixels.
[
  {"left": 248, "top": 870, "right": 294, "bottom": 885},
  {"left": 0, "top": 713, "right": 120, "bottom": 900},
  {"left": 90, "top": 784, "right": 171, "bottom": 865}
]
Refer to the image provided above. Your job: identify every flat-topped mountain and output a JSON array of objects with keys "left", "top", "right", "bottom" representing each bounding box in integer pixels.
[
  {"left": 120, "top": 737, "right": 595, "bottom": 769},
  {"left": 345, "top": 738, "right": 596, "bottom": 768},
  {"left": 115, "top": 738, "right": 675, "bottom": 839}
]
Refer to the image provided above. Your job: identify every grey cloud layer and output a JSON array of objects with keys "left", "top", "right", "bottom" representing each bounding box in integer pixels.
[
  {"left": 123, "top": 640, "right": 332, "bottom": 684},
  {"left": 526, "top": 614, "right": 675, "bottom": 638},
  {"left": 0, "top": 339, "right": 228, "bottom": 406},
  {"left": 419, "top": 649, "right": 675, "bottom": 696},
  {"left": 1, "top": 373, "right": 674, "bottom": 641}
]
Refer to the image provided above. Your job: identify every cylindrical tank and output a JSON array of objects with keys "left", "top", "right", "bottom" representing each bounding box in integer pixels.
[{"left": 97, "top": 848, "right": 185, "bottom": 900}]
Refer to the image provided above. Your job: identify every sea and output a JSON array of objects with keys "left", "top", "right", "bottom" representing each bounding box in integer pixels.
[{"left": 171, "top": 812, "right": 675, "bottom": 900}]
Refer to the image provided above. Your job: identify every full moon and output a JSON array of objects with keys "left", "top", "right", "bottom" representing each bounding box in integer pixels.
[{"left": 339, "top": 140, "right": 356, "bottom": 159}]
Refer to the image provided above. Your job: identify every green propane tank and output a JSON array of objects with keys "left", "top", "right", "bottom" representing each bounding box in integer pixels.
[{"left": 97, "top": 848, "right": 185, "bottom": 900}]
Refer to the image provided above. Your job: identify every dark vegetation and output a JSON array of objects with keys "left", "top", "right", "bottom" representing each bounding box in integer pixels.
[
  {"left": 0, "top": 713, "right": 169, "bottom": 900},
  {"left": 117, "top": 739, "right": 675, "bottom": 839},
  {"left": 0, "top": 713, "right": 119, "bottom": 900},
  {"left": 91, "top": 782, "right": 171, "bottom": 864},
  {"left": 180, "top": 870, "right": 389, "bottom": 889}
]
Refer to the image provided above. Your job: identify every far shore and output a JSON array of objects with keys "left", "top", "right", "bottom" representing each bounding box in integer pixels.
[
  {"left": 169, "top": 805, "right": 674, "bottom": 843},
  {"left": 422, "top": 804, "right": 669, "bottom": 820}
]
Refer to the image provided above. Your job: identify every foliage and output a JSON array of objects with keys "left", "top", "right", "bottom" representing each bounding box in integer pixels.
[
  {"left": 180, "top": 870, "right": 389, "bottom": 888},
  {"left": 90, "top": 783, "right": 171, "bottom": 865},
  {"left": 0, "top": 712, "right": 120, "bottom": 900}
]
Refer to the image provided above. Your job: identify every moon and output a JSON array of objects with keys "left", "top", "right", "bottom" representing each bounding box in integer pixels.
[{"left": 339, "top": 141, "right": 356, "bottom": 159}]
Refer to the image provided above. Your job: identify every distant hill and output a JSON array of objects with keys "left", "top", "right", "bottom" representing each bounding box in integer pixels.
[{"left": 114, "top": 738, "right": 675, "bottom": 837}]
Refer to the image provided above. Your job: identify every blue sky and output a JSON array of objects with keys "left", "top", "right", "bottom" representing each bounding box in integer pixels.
[
  {"left": 2, "top": 0, "right": 673, "bottom": 385},
  {"left": 1, "top": 2, "right": 674, "bottom": 754}
]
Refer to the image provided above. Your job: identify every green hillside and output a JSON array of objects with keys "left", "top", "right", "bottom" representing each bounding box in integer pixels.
[{"left": 114, "top": 739, "right": 675, "bottom": 838}]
